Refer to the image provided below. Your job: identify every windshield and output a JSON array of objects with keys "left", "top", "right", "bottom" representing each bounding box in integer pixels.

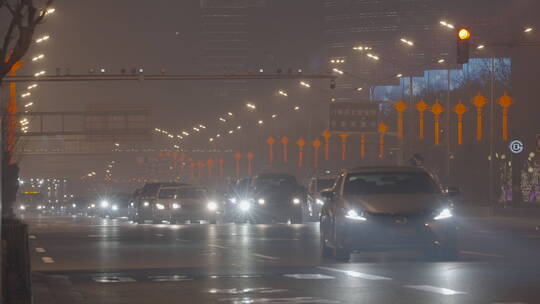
[
  {"left": 158, "top": 188, "right": 177, "bottom": 199},
  {"left": 177, "top": 188, "right": 207, "bottom": 199},
  {"left": 254, "top": 175, "right": 298, "bottom": 189},
  {"left": 317, "top": 178, "right": 336, "bottom": 191},
  {"left": 344, "top": 172, "right": 439, "bottom": 195}
]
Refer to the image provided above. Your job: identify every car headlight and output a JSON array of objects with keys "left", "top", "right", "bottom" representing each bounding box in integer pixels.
[
  {"left": 292, "top": 198, "right": 301, "bottom": 205},
  {"left": 130, "top": 202, "right": 134, "bottom": 207},
  {"left": 434, "top": 208, "right": 453, "bottom": 220},
  {"left": 19, "top": 205, "right": 26, "bottom": 210},
  {"left": 90, "top": 204, "right": 96, "bottom": 208},
  {"left": 100, "top": 200, "right": 109, "bottom": 208},
  {"left": 207, "top": 201, "right": 218, "bottom": 211},
  {"left": 316, "top": 199, "right": 324, "bottom": 205},
  {"left": 345, "top": 209, "right": 367, "bottom": 221},
  {"left": 155, "top": 203, "right": 165, "bottom": 210},
  {"left": 172, "top": 203, "right": 180, "bottom": 209},
  {"left": 143, "top": 201, "right": 150, "bottom": 207},
  {"left": 112, "top": 205, "right": 118, "bottom": 211},
  {"left": 229, "top": 197, "right": 237, "bottom": 204},
  {"left": 72, "top": 204, "right": 77, "bottom": 208},
  {"left": 257, "top": 198, "right": 265, "bottom": 205},
  {"left": 239, "top": 200, "right": 250, "bottom": 212}
]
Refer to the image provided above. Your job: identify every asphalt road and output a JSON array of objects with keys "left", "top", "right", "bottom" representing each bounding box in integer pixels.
[{"left": 25, "top": 214, "right": 540, "bottom": 304}]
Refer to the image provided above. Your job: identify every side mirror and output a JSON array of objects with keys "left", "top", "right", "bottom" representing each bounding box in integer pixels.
[
  {"left": 445, "top": 186, "right": 460, "bottom": 197},
  {"left": 320, "top": 188, "right": 335, "bottom": 200}
]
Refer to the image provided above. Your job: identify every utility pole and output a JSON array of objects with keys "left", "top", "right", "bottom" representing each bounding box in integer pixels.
[{"left": 446, "top": 68, "right": 451, "bottom": 184}]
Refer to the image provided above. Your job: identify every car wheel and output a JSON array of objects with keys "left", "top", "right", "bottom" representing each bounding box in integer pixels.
[{"left": 334, "top": 247, "right": 351, "bottom": 262}]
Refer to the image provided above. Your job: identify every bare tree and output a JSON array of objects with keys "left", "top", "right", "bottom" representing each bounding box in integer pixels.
[
  {"left": 0, "top": 0, "right": 53, "bottom": 81},
  {"left": 1, "top": 0, "right": 53, "bottom": 218}
]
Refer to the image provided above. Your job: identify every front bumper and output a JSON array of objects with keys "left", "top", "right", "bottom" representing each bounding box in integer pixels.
[{"left": 337, "top": 215, "right": 457, "bottom": 251}]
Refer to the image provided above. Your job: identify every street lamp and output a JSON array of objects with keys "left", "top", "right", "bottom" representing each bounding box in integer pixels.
[
  {"left": 278, "top": 90, "right": 288, "bottom": 96},
  {"left": 35, "top": 35, "right": 50, "bottom": 43},
  {"left": 32, "top": 54, "right": 45, "bottom": 62},
  {"left": 400, "top": 38, "right": 414, "bottom": 46},
  {"left": 524, "top": 27, "right": 533, "bottom": 33},
  {"left": 477, "top": 44, "right": 486, "bottom": 50},
  {"left": 27, "top": 84, "right": 38, "bottom": 90},
  {"left": 246, "top": 103, "right": 256, "bottom": 110},
  {"left": 366, "top": 53, "right": 380, "bottom": 61},
  {"left": 300, "top": 81, "right": 311, "bottom": 88},
  {"left": 396, "top": 73, "right": 403, "bottom": 78},
  {"left": 332, "top": 68, "right": 344, "bottom": 75},
  {"left": 440, "top": 20, "right": 455, "bottom": 29}
]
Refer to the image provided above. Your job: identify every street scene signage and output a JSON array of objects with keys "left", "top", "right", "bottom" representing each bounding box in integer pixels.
[{"left": 329, "top": 102, "right": 379, "bottom": 133}]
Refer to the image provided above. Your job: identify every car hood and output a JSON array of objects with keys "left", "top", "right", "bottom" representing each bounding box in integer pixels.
[{"left": 345, "top": 194, "right": 445, "bottom": 216}]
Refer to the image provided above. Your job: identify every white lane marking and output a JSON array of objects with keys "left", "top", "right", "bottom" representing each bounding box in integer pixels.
[
  {"left": 252, "top": 253, "right": 279, "bottom": 260},
  {"left": 460, "top": 250, "right": 504, "bottom": 258},
  {"left": 318, "top": 266, "right": 392, "bottom": 280},
  {"left": 148, "top": 275, "right": 193, "bottom": 282},
  {"left": 41, "top": 257, "right": 55, "bottom": 264},
  {"left": 208, "top": 244, "right": 228, "bottom": 249},
  {"left": 154, "top": 233, "right": 164, "bottom": 237},
  {"left": 404, "top": 285, "right": 466, "bottom": 295},
  {"left": 284, "top": 274, "right": 335, "bottom": 280},
  {"left": 92, "top": 276, "right": 136, "bottom": 283},
  {"left": 29, "top": 235, "right": 36, "bottom": 239},
  {"left": 35, "top": 247, "right": 46, "bottom": 253},
  {"left": 176, "top": 238, "right": 190, "bottom": 242},
  {"left": 218, "top": 296, "right": 339, "bottom": 303}
]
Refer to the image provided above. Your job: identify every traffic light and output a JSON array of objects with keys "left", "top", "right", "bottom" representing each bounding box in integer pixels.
[{"left": 457, "top": 27, "right": 471, "bottom": 64}]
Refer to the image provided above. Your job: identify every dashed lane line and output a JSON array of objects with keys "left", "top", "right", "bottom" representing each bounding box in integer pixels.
[
  {"left": 460, "top": 250, "right": 504, "bottom": 258},
  {"left": 41, "top": 257, "right": 55, "bottom": 264},
  {"left": 35, "top": 247, "right": 46, "bottom": 253},
  {"left": 318, "top": 267, "right": 392, "bottom": 280},
  {"left": 208, "top": 244, "right": 228, "bottom": 249},
  {"left": 252, "top": 253, "right": 279, "bottom": 260},
  {"left": 29, "top": 235, "right": 36, "bottom": 239},
  {"left": 403, "top": 285, "right": 466, "bottom": 295}
]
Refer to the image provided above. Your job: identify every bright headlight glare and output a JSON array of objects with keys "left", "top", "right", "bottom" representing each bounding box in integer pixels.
[
  {"left": 316, "top": 199, "right": 324, "bottom": 205},
  {"left": 100, "top": 200, "right": 109, "bottom": 208},
  {"left": 345, "top": 209, "right": 367, "bottom": 221},
  {"left": 434, "top": 208, "right": 453, "bottom": 220},
  {"left": 292, "top": 198, "right": 301, "bottom": 205},
  {"left": 172, "top": 203, "right": 180, "bottom": 209},
  {"left": 156, "top": 203, "right": 165, "bottom": 210},
  {"left": 143, "top": 201, "right": 150, "bottom": 207},
  {"left": 258, "top": 198, "right": 265, "bottom": 205},
  {"left": 207, "top": 201, "right": 218, "bottom": 211},
  {"left": 239, "top": 200, "right": 250, "bottom": 212},
  {"left": 229, "top": 197, "right": 237, "bottom": 203},
  {"left": 19, "top": 205, "right": 26, "bottom": 210}
]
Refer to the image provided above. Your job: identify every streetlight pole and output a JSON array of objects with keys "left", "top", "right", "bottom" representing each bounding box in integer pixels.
[
  {"left": 489, "top": 57, "right": 495, "bottom": 205},
  {"left": 446, "top": 68, "right": 451, "bottom": 184}
]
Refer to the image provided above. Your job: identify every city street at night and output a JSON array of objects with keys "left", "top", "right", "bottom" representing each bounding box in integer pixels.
[{"left": 28, "top": 215, "right": 540, "bottom": 304}]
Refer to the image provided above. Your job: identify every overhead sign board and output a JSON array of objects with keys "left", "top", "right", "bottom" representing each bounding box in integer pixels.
[{"left": 329, "top": 102, "right": 379, "bottom": 133}]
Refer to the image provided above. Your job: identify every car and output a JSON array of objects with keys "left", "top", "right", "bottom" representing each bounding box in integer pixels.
[
  {"left": 224, "top": 178, "right": 253, "bottom": 222},
  {"left": 153, "top": 185, "right": 220, "bottom": 224},
  {"left": 306, "top": 174, "right": 338, "bottom": 221},
  {"left": 319, "top": 166, "right": 459, "bottom": 262},
  {"left": 235, "top": 173, "right": 306, "bottom": 224},
  {"left": 134, "top": 182, "right": 190, "bottom": 224}
]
